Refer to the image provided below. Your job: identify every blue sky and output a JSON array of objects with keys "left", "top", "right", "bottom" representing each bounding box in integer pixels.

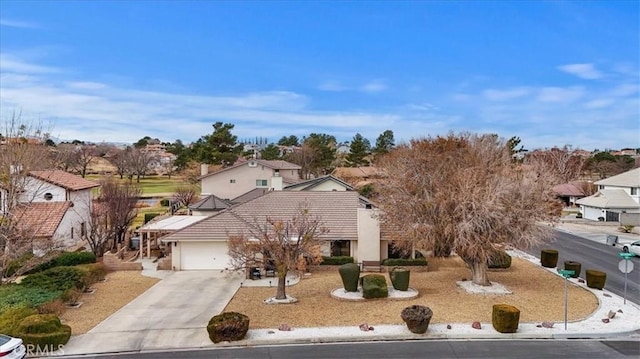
[{"left": 1, "top": 1, "right": 638, "bottom": 150}]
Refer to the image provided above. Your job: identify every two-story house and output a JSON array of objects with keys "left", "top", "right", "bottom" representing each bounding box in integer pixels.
[
  {"left": 1, "top": 170, "right": 100, "bottom": 247},
  {"left": 199, "top": 159, "right": 302, "bottom": 200},
  {"left": 576, "top": 168, "right": 640, "bottom": 222}
]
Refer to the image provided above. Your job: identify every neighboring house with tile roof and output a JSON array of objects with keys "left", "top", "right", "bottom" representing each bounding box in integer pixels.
[
  {"left": 576, "top": 168, "right": 640, "bottom": 222},
  {"left": 161, "top": 191, "right": 385, "bottom": 270},
  {"left": 284, "top": 175, "right": 354, "bottom": 192},
  {"left": 332, "top": 166, "right": 381, "bottom": 188},
  {"left": 199, "top": 159, "right": 302, "bottom": 200},
  {"left": 1, "top": 169, "right": 100, "bottom": 246},
  {"left": 552, "top": 181, "right": 590, "bottom": 207}
]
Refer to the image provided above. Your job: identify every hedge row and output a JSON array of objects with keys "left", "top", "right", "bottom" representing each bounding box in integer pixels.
[
  {"left": 320, "top": 256, "right": 354, "bottom": 265},
  {"left": 32, "top": 252, "right": 97, "bottom": 273},
  {"left": 382, "top": 258, "right": 428, "bottom": 267}
]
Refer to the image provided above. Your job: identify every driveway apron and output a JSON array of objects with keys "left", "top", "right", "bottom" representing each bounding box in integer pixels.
[{"left": 62, "top": 271, "right": 243, "bottom": 355}]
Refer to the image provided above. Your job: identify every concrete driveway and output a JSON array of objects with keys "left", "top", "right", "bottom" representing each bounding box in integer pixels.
[{"left": 62, "top": 270, "right": 243, "bottom": 355}]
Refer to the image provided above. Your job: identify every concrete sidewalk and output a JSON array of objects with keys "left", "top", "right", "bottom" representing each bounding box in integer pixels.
[{"left": 556, "top": 220, "right": 640, "bottom": 246}]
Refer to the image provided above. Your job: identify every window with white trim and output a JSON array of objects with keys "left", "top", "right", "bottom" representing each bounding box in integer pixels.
[
  {"left": 256, "top": 179, "right": 268, "bottom": 187},
  {"left": 632, "top": 188, "right": 638, "bottom": 195}
]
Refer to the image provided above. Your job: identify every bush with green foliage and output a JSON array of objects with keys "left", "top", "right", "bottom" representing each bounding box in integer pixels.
[
  {"left": 0, "top": 285, "right": 63, "bottom": 311},
  {"left": 540, "top": 249, "right": 558, "bottom": 268},
  {"left": 361, "top": 274, "right": 388, "bottom": 299},
  {"left": 338, "top": 263, "right": 360, "bottom": 292},
  {"left": 21, "top": 266, "right": 85, "bottom": 292},
  {"left": 586, "top": 269, "right": 606, "bottom": 290},
  {"left": 4, "top": 253, "right": 35, "bottom": 277},
  {"left": 389, "top": 267, "right": 410, "bottom": 291},
  {"left": 75, "top": 263, "right": 108, "bottom": 288},
  {"left": 30, "top": 251, "right": 97, "bottom": 274},
  {"left": 492, "top": 304, "right": 520, "bottom": 333},
  {"left": 206, "top": 312, "right": 249, "bottom": 343},
  {"left": 381, "top": 258, "right": 428, "bottom": 267},
  {"left": 144, "top": 212, "right": 161, "bottom": 223},
  {"left": 488, "top": 250, "right": 512, "bottom": 269},
  {"left": 13, "top": 314, "right": 71, "bottom": 348},
  {"left": 0, "top": 305, "right": 38, "bottom": 336},
  {"left": 321, "top": 256, "right": 354, "bottom": 265}
]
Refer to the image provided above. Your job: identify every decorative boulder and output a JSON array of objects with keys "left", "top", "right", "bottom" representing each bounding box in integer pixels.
[
  {"left": 14, "top": 314, "right": 71, "bottom": 348},
  {"left": 585, "top": 270, "right": 606, "bottom": 290},
  {"left": 207, "top": 312, "right": 250, "bottom": 343},
  {"left": 491, "top": 304, "right": 520, "bottom": 333},
  {"left": 564, "top": 261, "right": 582, "bottom": 278},
  {"left": 401, "top": 305, "right": 433, "bottom": 334},
  {"left": 361, "top": 274, "right": 388, "bottom": 299},
  {"left": 338, "top": 263, "right": 361, "bottom": 292},
  {"left": 389, "top": 267, "right": 410, "bottom": 291},
  {"left": 540, "top": 249, "right": 559, "bottom": 268}
]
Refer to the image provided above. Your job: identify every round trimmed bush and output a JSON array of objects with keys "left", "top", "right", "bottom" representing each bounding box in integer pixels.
[
  {"left": 206, "top": 312, "right": 249, "bottom": 343},
  {"left": 540, "top": 249, "right": 559, "bottom": 268},
  {"left": 0, "top": 306, "right": 38, "bottom": 336},
  {"left": 14, "top": 314, "right": 71, "bottom": 348},
  {"left": 492, "top": 304, "right": 520, "bottom": 333},
  {"left": 564, "top": 261, "right": 582, "bottom": 278},
  {"left": 361, "top": 274, "right": 388, "bottom": 299},
  {"left": 585, "top": 270, "right": 606, "bottom": 290}
]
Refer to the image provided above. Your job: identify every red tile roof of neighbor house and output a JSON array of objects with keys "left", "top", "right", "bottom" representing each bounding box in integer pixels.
[
  {"left": 552, "top": 182, "right": 586, "bottom": 197},
  {"left": 13, "top": 201, "right": 72, "bottom": 238},
  {"left": 29, "top": 170, "right": 100, "bottom": 191},
  {"left": 163, "top": 191, "right": 364, "bottom": 242}
]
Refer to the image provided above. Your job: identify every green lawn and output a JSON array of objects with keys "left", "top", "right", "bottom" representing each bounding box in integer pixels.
[{"left": 85, "top": 175, "right": 197, "bottom": 196}]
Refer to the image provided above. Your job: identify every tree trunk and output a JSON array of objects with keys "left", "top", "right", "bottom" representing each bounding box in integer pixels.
[
  {"left": 275, "top": 270, "right": 287, "bottom": 300},
  {"left": 470, "top": 261, "right": 490, "bottom": 286}
]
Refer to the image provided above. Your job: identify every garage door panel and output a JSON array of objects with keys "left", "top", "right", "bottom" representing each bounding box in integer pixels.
[{"left": 181, "top": 242, "right": 231, "bottom": 270}]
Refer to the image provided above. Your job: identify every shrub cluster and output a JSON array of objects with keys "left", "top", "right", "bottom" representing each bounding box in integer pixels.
[
  {"left": 33, "top": 252, "right": 97, "bottom": 273},
  {"left": 0, "top": 305, "right": 38, "bottom": 336},
  {"left": 382, "top": 258, "right": 428, "bottom": 267},
  {"left": 20, "top": 267, "right": 85, "bottom": 292},
  {"left": 144, "top": 212, "right": 161, "bottom": 223},
  {"left": 320, "top": 256, "right": 354, "bottom": 265},
  {"left": 13, "top": 314, "right": 71, "bottom": 348}
]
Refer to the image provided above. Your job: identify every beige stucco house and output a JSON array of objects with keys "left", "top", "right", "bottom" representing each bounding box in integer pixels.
[
  {"left": 161, "top": 191, "right": 386, "bottom": 270},
  {"left": 199, "top": 159, "right": 301, "bottom": 200},
  {"left": 576, "top": 168, "right": 640, "bottom": 222}
]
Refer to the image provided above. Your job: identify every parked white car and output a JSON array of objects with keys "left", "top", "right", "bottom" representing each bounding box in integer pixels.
[
  {"left": 0, "top": 334, "right": 26, "bottom": 359},
  {"left": 622, "top": 241, "right": 640, "bottom": 256}
]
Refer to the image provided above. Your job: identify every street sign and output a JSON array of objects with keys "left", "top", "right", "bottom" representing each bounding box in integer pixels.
[
  {"left": 619, "top": 259, "right": 634, "bottom": 274},
  {"left": 557, "top": 269, "right": 575, "bottom": 278}
]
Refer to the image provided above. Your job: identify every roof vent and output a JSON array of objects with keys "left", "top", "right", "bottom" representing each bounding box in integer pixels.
[{"left": 248, "top": 161, "right": 257, "bottom": 167}]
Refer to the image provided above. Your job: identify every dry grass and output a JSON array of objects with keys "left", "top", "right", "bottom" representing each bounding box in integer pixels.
[
  {"left": 59, "top": 271, "right": 160, "bottom": 334},
  {"left": 224, "top": 257, "right": 599, "bottom": 329}
]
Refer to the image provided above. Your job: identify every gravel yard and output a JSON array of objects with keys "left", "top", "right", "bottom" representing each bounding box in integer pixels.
[
  {"left": 60, "top": 271, "right": 160, "bottom": 334},
  {"left": 59, "top": 256, "right": 598, "bottom": 334},
  {"left": 224, "top": 257, "right": 599, "bottom": 329}
]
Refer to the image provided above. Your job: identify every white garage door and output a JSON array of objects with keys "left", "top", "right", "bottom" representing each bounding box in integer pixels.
[{"left": 180, "top": 242, "right": 231, "bottom": 270}]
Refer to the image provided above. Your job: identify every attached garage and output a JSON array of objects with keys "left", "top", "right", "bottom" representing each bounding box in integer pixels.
[{"left": 179, "top": 241, "right": 232, "bottom": 270}]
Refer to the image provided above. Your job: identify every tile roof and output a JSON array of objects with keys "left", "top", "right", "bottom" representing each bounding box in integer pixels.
[
  {"left": 13, "top": 201, "right": 72, "bottom": 238},
  {"left": 29, "top": 170, "right": 100, "bottom": 191},
  {"left": 162, "top": 191, "right": 363, "bottom": 242},
  {"left": 595, "top": 168, "right": 640, "bottom": 188},
  {"left": 189, "top": 195, "right": 231, "bottom": 211},
  {"left": 284, "top": 175, "right": 354, "bottom": 191},
  {"left": 576, "top": 190, "right": 640, "bottom": 209},
  {"left": 553, "top": 182, "right": 587, "bottom": 197},
  {"left": 230, "top": 188, "right": 270, "bottom": 204}
]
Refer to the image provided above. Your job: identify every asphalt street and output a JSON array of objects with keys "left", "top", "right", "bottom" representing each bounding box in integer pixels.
[
  {"left": 528, "top": 229, "right": 640, "bottom": 304},
  {"left": 58, "top": 340, "right": 640, "bottom": 359}
]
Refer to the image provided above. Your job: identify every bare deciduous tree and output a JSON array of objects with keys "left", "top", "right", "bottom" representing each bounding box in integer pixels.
[
  {"left": 1, "top": 113, "right": 62, "bottom": 282},
  {"left": 172, "top": 185, "right": 198, "bottom": 208},
  {"left": 525, "top": 146, "right": 585, "bottom": 184},
  {"left": 82, "top": 201, "right": 116, "bottom": 257},
  {"left": 97, "top": 177, "right": 141, "bottom": 250},
  {"left": 128, "top": 147, "right": 158, "bottom": 183},
  {"left": 227, "top": 204, "right": 327, "bottom": 300},
  {"left": 376, "top": 133, "right": 561, "bottom": 286}
]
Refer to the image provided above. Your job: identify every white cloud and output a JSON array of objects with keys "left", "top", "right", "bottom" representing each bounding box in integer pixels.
[
  {"left": 583, "top": 99, "right": 614, "bottom": 109},
  {"left": 359, "top": 80, "right": 387, "bottom": 93},
  {"left": 0, "top": 18, "right": 39, "bottom": 29},
  {"left": 557, "top": 63, "right": 603, "bottom": 80},
  {"left": 0, "top": 54, "right": 60, "bottom": 74},
  {"left": 482, "top": 87, "right": 530, "bottom": 101},
  {"left": 537, "top": 86, "right": 584, "bottom": 102}
]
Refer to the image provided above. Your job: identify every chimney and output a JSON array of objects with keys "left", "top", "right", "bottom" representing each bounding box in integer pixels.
[
  {"left": 271, "top": 173, "right": 283, "bottom": 191},
  {"left": 201, "top": 164, "right": 208, "bottom": 176}
]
